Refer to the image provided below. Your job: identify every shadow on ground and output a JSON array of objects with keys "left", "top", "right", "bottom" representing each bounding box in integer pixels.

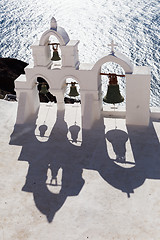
[{"left": 10, "top": 110, "right": 160, "bottom": 222}]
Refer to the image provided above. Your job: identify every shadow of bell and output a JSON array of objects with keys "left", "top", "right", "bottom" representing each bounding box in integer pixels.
[
  {"left": 69, "top": 124, "right": 80, "bottom": 143},
  {"left": 39, "top": 124, "right": 48, "bottom": 137},
  {"left": 106, "top": 129, "right": 128, "bottom": 160}
]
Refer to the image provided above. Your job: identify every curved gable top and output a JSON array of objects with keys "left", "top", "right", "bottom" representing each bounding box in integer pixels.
[
  {"left": 39, "top": 26, "right": 70, "bottom": 46},
  {"left": 93, "top": 51, "right": 134, "bottom": 74}
]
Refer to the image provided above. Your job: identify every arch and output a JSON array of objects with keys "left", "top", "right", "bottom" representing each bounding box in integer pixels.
[
  {"left": 39, "top": 28, "right": 70, "bottom": 46},
  {"left": 59, "top": 75, "right": 81, "bottom": 90},
  {"left": 28, "top": 74, "right": 52, "bottom": 90},
  {"left": 98, "top": 58, "right": 128, "bottom": 116},
  {"left": 61, "top": 76, "right": 82, "bottom": 146},
  {"left": 101, "top": 61, "right": 126, "bottom": 104},
  {"left": 93, "top": 52, "right": 134, "bottom": 74}
]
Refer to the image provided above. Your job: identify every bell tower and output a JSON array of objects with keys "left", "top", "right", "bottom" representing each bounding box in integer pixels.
[
  {"left": 30, "top": 17, "right": 80, "bottom": 69},
  {"left": 14, "top": 17, "right": 152, "bottom": 129}
]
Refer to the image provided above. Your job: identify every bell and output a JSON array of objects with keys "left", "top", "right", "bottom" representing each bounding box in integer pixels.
[
  {"left": 40, "top": 83, "right": 48, "bottom": 95},
  {"left": 51, "top": 50, "right": 61, "bottom": 61},
  {"left": 69, "top": 82, "right": 79, "bottom": 97},
  {"left": 103, "top": 74, "right": 124, "bottom": 104},
  {"left": 103, "top": 85, "right": 124, "bottom": 104},
  {"left": 51, "top": 44, "right": 61, "bottom": 61}
]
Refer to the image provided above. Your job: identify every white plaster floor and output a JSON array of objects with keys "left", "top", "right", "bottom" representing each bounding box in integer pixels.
[{"left": 1, "top": 100, "right": 160, "bottom": 240}]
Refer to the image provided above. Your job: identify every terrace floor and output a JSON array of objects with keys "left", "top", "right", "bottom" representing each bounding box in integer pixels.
[{"left": 1, "top": 100, "right": 160, "bottom": 240}]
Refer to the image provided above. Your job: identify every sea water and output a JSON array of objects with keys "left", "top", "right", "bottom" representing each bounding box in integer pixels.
[{"left": 0, "top": 0, "right": 159, "bottom": 106}]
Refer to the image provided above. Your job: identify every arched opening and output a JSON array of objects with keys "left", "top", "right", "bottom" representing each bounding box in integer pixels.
[
  {"left": 64, "top": 78, "right": 81, "bottom": 104},
  {"left": 100, "top": 62, "right": 126, "bottom": 115},
  {"left": 37, "top": 77, "right": 57, "bottom": 103},
  {"left": 35, "top": 77, "right": 57, "bottom": 142},
  {"left": 99, "top": 63, "right": 135, "bottom": 169},
  {"left": 63, "top": 77, "right": 82, "bottom": 146},
  {"left": 48, "top": 35, "right": 62, "bottom": 69}
]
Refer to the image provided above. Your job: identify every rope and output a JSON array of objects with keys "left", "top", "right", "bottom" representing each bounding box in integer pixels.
[
  {"left": 114, "top": 104, "right": 117, "bottom": 129},
  {"left": 74, "top": 101, "right": 78, "bottom": 125},
  {"left": 43, "top": 95, "right": 52, "bottom": 124}
]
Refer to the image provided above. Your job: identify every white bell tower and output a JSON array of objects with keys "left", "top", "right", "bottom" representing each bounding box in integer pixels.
[{"left": 15, "top": 17, "right": 151, "bottom": 129}]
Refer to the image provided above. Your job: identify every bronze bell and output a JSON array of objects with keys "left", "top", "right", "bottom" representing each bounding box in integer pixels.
[
  {"left": 103, "top": 74, "right": 124, "bottom": 104},
  {"left": 51, "top": 44, "right": 61, "bottom": 61},
  {"left": 69, "top": 82, "right": 79, "bottom": 97},
  {"left": 51, "top": 51, "right": 61, "bottom": 61},
  {"left": 40, "top": 83, "right": 48, "bottom": 95}
]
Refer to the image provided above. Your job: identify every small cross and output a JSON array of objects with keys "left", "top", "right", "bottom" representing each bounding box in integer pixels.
[{"left": 108, "top": 40, "right": 118, "bottom": 54}]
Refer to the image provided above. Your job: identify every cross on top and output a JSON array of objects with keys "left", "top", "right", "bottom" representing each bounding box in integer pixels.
[{"left": 108, "top": 40, "right": 118, "bottom": 54}]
